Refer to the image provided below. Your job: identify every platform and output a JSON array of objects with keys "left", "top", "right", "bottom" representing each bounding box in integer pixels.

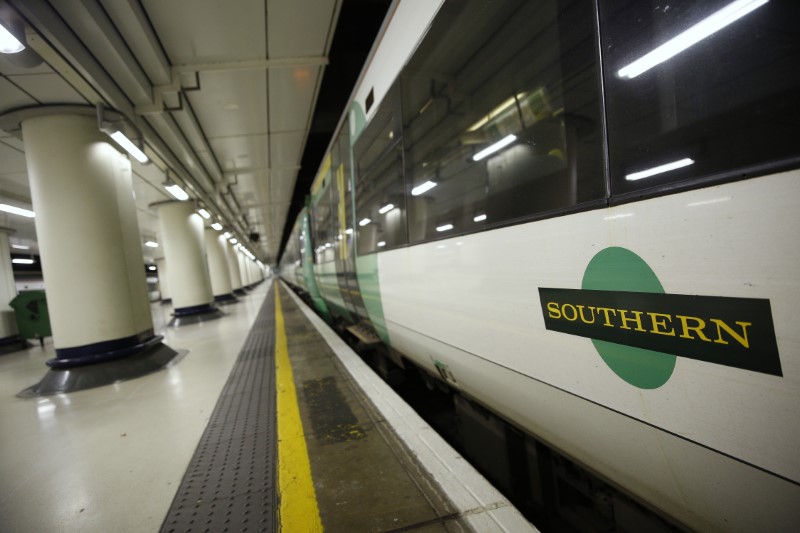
[{"left": 0, "top": 279, "right": 535, "bottom": 532}]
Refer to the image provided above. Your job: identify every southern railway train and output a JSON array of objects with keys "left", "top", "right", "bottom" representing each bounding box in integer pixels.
[{"left": 278, "top": 0, "right": 800, "bottom": 530}]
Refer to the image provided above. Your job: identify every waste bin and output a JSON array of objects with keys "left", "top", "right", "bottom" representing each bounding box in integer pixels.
[{"left": 10, "top": 290, "right": 51, "bottom": 346}]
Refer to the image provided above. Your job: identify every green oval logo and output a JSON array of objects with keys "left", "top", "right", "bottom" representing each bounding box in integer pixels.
[{"left": 581, "top": 247, "right": 676, "bottom": 389}]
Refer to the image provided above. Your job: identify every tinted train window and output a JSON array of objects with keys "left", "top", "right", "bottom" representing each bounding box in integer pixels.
[
  {"left": 311, "top": 182, "right": 334, "bottom": 264},
  {"left": 353, "top": 83, "right": 407, "bottom": 255},
  {"left": 401, "top": 0, "right": 605, "bottom": 243},
  {"left": 601, "top": 0, "right": 800, "bottom": 196}
]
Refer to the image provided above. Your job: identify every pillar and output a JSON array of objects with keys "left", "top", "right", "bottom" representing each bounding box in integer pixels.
[
  {"left": 156, "top": 201, "right": 222, "bottom": 326},
  {"left": 0, "top": 229, "right": 20, "bottom": 345},
  {"left": 155, "top": 256, "right": 170, "bottom": 303},
  {"left": 238, "top": 250, "right": 251, "bottom": 288},
  {"left": 18, "top": 110, "right": 177, "bottom": 394},
  {"left": 225, "top": 241, "right": 245, "bottom": 296},
  {"left": 204, "top": 228, "right": 236, "bottom": 304}
]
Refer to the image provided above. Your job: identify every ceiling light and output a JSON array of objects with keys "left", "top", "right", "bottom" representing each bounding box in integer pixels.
[
  {"left": 145, "top": 241, "right": 159, "bottom": 248},
  {"left": 11, "top": 244, "right": 29, "bottom": 250},
  {"left": 148, "top": 265, "right": 156, "bottom": 271},
  {"left": 12, "top": 258, "right": 34, "bottom": 264},
  {"left": 211, "top": 222, "right": 223, "bottom": 231},
  {"left": 377, "top": 241, "right": 386, "bottom": 247},
  {"left": 164, "top": 181, "right": 189, "bottom": 201},
  {"left": 473, "top": 134, "right": 517, "bottom": 161},
  {"left": 0, "top": 204, "right": 35, "bottom": 218},
  {"left": 109, "top": 131, "right": 148, "bottom": 163},
  {"left": 379, "top": 203, "right": 395, "bottom": 214},
  {"left": 359, "top": 218, "right": 371, "bottom": 226},
  {"left": 625, "top": 158, "right": 694, "bottom": 181},
  {"left": 618, "top": 0, "right": 769, "bottom": 79},
  {"left": 345, "top": 228, "right": 353, "bottom": 235},
  {"left": 411, "top": 181, "right": 437, "bottom": 196},
  {"left": 223, "top": 232, "right": 231, "bottom": 239},
  {"left": 436, "top": 224, "right": 454, "bottom": 232},
  {"left": 473, "top": 214, "right": 487, "bottom": 222},
  {"left": 230, "top": 238, "right": 238, "bottom": 244},
  {"left": 197, "top": 208, "right": 211, "bottom": 219},
  {"left": 0, "top": 22, "right": 25, "bottom": 54}
]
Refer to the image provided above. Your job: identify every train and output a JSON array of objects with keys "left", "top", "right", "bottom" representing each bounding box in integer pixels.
[{"left": 278, "top": 0, "right": 800, "bottom": 530}]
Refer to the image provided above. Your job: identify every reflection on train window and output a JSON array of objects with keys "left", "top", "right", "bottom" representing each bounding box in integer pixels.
[
  {"left": 401, "top": 0, "right": 604, "bottom": 243},
  {"left": 601, "top": 0, "right": 800, "bottom": 195},
  {"left": 312, "top": 181, "right": 334, "bottom": 264},
  {"left": 353, "top": 83, "right": 408, "bottom": 255}
]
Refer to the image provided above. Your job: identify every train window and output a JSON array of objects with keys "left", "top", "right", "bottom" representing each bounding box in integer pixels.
[
  {"left": 353, "top": 82, "right": 408, "bottom": 255},
  {"left": 401, "top": 0, "right": 605, "bottom": 243},
  {"left": 601, "top": 0, "right": 800, "bottom": 196},
  {"left": 311, "top": 181, "right": 335, "bottom": 264}
]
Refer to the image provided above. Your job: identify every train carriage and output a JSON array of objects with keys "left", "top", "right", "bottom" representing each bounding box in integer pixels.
[{"left": 280, "top": 0, "right": 800, "bottom": 530}]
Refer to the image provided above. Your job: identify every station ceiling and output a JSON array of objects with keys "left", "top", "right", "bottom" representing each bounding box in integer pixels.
[{"left": 0, "top": 0, "right": 389, "bottom": 266}]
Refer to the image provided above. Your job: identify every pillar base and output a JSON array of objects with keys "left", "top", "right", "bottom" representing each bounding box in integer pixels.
[
  {"left": 214, "top": 293, "right": 239, "bottom": 305},
  {"left": 233, "top": 288, "right": 247, "bottom": 296},
  {"left": 169, "top": 303, "right": 224, "bottom": 327},
  {"left": 17, "top": 339, "right": 182, "bottom": 397},
  {"left": 160, "top": 298, "right": 172, "bottom": 305},
  {"left": 0, "top": 334, "right": 30, "bottom": 356}
]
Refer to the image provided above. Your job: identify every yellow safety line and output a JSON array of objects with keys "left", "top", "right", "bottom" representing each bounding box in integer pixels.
[{"left": 275, "top": 284, "right": 324, "bottom": 532}]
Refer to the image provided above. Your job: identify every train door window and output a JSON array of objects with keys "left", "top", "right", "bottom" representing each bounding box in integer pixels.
[
  {"left": 401, "top": 0, "right": 605, "bottom": 243},
  {"left": 600, "top": 0, "right": 800, "bottom": 197},
  {"left": 353, "top": 82, "right": 407, "bottom": 255},
  {"left": 312, "top": 180, "right": 335, "bottom": 264}
]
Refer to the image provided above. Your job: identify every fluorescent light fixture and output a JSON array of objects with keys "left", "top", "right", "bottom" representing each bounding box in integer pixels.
[
  {"left": 618, "top": 0, "right": 769, "bottom": 79},
  {"left": 12, "top": 258, "right": 34, "bottom": 264},
  {"left": 359, "top": 218, "right": 371, "bottom": 226},
  {"left": 473, "top": 214, "right": 487, "bottom": 222},
  {"left": 110, "top": 131, "right": 148, "bottom": 163},
  {"left": 148, "top": 265, "right": 156, "bottom": 271},
  {"left": 325, "top": 243, "right": 332, "bottom": 248},
  {"left": 144, "top": 241, "right": 159, "bottom": 248},
  {"left": 230, "top": 238, "right": 238, "bottom": 244},
  {"left": 0, "top": 204, "right": 35, "bottom": 218},
  {"left": 473, "top": 134, "right": 517, "bottom": 162},
  {"left": 211, "top": 222, "right": 223, "bottom": 231},
  {"left": 345, "top": 228, "right": 353, "bottom": 235},
  {"left": 379, "top": 203, "right": 395, "bottom": 214},
  {"left": 625, "top": 158, "right": 694, "bottom": 181},
  {"left": 197, "top": 208, "right": 211, "bottom": 219},
  {"left": 436, "top": 224, "right": 454, "bottom": 232},
  {"left": 223, "top": 232, "right": 231, "bottom": 239},
  {"left": 377, "top": 241, "right": 386, "bottom": 247},
  {"left": 11, "top": 244, "right": 29, "bottom": 250},
  {"left": 411, "top": 181, "right": 437, "bottom": 196},
  {"left": 0, "top": 23, "right": 25, "bottom": 54},
  {"left": 165, "top": 182, "right": 189, "bottom": 201}
]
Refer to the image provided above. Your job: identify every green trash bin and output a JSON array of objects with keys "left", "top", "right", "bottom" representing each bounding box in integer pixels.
[{"left": 10, "top": 290, "right": 52, "bottom": 346}]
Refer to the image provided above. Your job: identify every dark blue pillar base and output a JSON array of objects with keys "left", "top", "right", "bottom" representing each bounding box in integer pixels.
[
  {"left": 168, "top": 303, "right": 224, "bottom": 327},
  {"left": 160, "top": 298, "right": 172, "bottom": 305},
  {"left": 213, "top": 293, "right": 239, "bottom": 305},
  {"left": 18, "top": 339, "right": 182, "bottom": 397},
  {"left": 233, "top": 288, "right": 247, "bottom": 296},
  {"left": 0, "top": 334, "right": 30, "bottom": 355}
]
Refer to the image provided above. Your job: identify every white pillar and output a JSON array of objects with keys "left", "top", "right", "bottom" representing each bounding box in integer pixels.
[
  {"left": 204, "top": 228, "right": 235, "bottom": 302},
  {"left": 224, "top": 241, "right": 244, "bottom": 294},
  {"left": 155, "top": 256, "right": 170, "bottom": 302},
  {"left": 21, "top": 112, "right": 160, "bottom": 366},
  {"left": 156, "top": 201, "right": 221, "bottom": 324},
  {"left": 0, "top": 229, "right": 19, "bottom": 340},
  {"left": 238, "top": 250, "right": 250, "bottom": 288}
]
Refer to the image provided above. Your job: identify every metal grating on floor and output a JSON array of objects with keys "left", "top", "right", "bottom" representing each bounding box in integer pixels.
[{"left": 160, "top": 288, "right": 277, "bottom": 533}]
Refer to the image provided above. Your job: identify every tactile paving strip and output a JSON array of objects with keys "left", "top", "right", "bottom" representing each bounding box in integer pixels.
[{"left": 160, "top": 289, "right": 277, "bottom": 533}]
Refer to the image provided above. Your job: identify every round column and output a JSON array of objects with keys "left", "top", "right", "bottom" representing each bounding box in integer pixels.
[
  {"left": 0, "top": 229, "right": 20, "bottom": 345},
  {"left": 238, "top": 250, "right": 251, "bottom": 289},
  {"left": 156, "top": 201, "right": 222, "bottom": 326},
  {"left": 225, "top": 241, "right": 245, "bottom": 296},
  {"left": 155, "top": 256, "right": 170, "bottom": 303},
  {"left": 204, "top": 228, "right": 236, "bottom": 304},
  {"left": 19, "top": 111, "right": 177, "bottom": 393}
]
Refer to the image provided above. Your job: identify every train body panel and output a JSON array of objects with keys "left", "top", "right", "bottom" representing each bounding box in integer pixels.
[{"left": 375, "top": 171, "right": 800, "bottom": 530}]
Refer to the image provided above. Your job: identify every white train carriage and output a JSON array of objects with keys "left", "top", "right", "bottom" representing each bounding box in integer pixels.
[{"left": 280, "top": 0, "right": 800, "bottom": 530}]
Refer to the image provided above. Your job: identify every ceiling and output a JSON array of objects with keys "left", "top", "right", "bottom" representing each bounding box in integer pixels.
[{"left": 0, "top": 0, "right": 389, "bottom": 266}]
